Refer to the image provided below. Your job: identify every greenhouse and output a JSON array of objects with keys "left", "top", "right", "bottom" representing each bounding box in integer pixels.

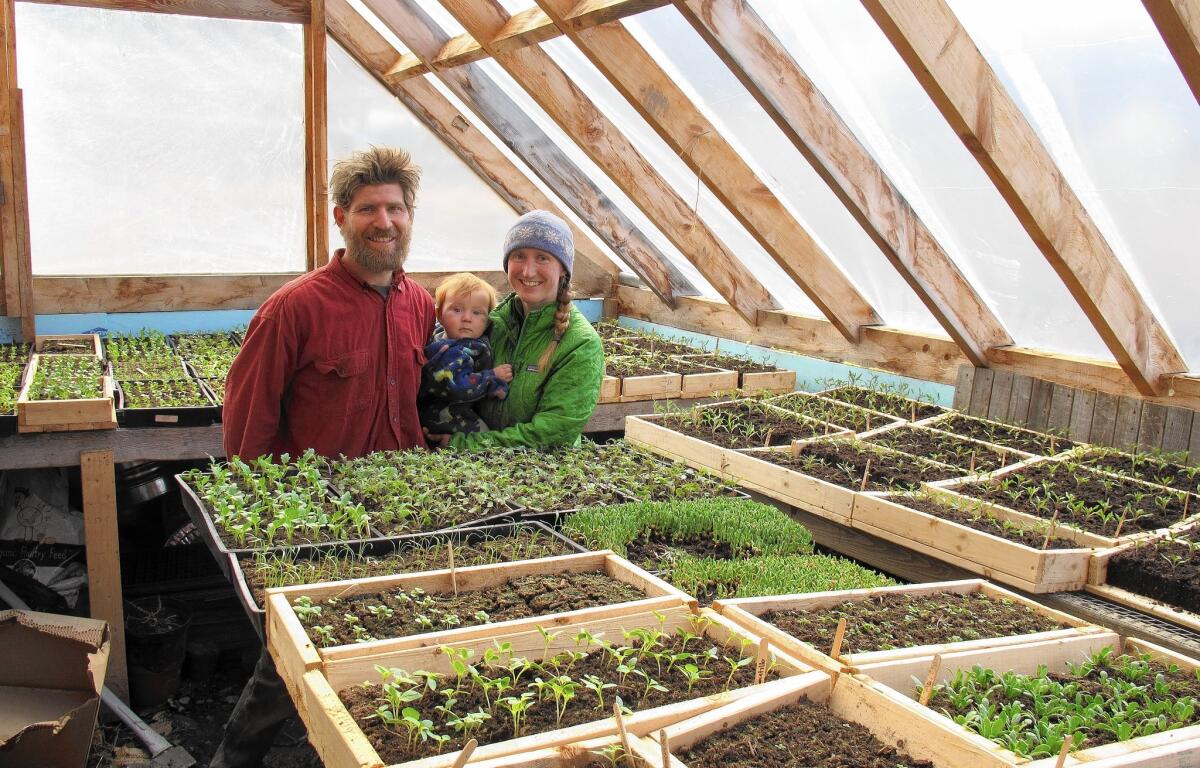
[{"left": 0, "top": 0, "right": 1199, "bottom": 766}]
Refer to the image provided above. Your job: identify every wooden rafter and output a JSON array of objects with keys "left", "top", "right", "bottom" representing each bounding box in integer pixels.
[
  {"left": 16, "top": 0, "right": 310, "bottom": 23},
  {"left": 1143, "top": 0, "right": 1200, "bottom": 104},
  {"left": 358, "top": 0, "right": 698, "bottom": 308},
  {"left": 325, "top": 0, "right": 616, "bottom": 294},
  {"left": 673, "top": 0, "right": 1009, "bottom": 365},
  {"left": 303, "top": 0, "right": 329, "bottom": 271},
  {"left": 534, "top": 0, "right": 880, "bottom": 341},
  {"left": 383, "top": 0, "right": 671, "bottom": 83},
  {"left": 862, "top": 0, "right": 1189, "bottom": 395},
  {"left": 432, "top": 0, "right": 781, "bottom": 324}
]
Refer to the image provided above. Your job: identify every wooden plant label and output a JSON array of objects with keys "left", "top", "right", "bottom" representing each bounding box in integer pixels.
[
  {"left": 1041, "top": 509, "right": 1061, "bottom": 551},
  {"left": 830, "top": 618, "right": 848, "bottom": 661},
  {"left": 1112, "top": 508, "right": 1129, "bottom": 540},
  {"left": 613, "top": 702, "right": 635, "bottom": 767},
  {"left": 1055, "top": 735, "right": 1074, "bottom": 768},
  {"left": 660, "top": 729, "right": 670, "bottom": 767},
  {"left": 449, "top": 541, "right": 458, "bottom": 596},
  {"left": 451, "top": 738, "right": 477, "bottom": 768},
  {"left": 918, "top": 654, "right": 942, "bottom": 706},
  {"left": 859, "top": 459, "right": 872, "bottom": 492},
  {"left": 754, "top": 637, "right": 770, "bottom": 685}
]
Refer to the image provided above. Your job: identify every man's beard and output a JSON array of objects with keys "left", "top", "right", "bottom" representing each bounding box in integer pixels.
[{"left": 343, "top": 224, "right": 412, "bottom": 274}]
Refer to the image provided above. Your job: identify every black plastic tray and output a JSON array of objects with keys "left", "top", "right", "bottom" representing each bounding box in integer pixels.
[
  {"left": 116, "top": 378, "right": 220, "bottom": 428},
  {"left": 230, "top": 520, "right": 588, "bottom": 639}
]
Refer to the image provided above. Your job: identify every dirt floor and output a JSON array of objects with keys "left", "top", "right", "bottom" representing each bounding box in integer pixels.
[{"left": 87, "top": 649, "right": 320, "bottom": 768}]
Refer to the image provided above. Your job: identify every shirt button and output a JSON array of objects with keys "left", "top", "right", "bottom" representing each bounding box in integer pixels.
[
  {"left": 391, "top": 415, "right": 398, "bottom": 421},
  {"left": 389, "top": 378, "right": 396, "bottom": 385}
]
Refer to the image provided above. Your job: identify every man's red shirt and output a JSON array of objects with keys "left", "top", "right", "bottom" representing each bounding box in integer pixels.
[{"left": 223, "top": 251, "right": 435, "bottom": 460}]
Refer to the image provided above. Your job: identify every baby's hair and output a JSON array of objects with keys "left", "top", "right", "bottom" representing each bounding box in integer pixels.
[{"left": 434, "top": 273, "right": 497, "bottom": 313}]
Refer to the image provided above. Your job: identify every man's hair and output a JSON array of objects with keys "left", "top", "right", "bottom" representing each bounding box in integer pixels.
[
  {"left": 434, "top": 273, "right": 497, "bottom": 313},
  {"left": 329, "top": 146, "right": 421, "bottom": 211}
]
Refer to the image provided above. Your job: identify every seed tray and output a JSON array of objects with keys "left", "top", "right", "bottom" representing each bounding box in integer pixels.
[
  {"left": 16, "top": 354, "right": 117, "bottom": 433},
  {"left": 116, "top": 377, "right": 220, "bottom": 428},
  {"left": 33, "top": 333, "right": 103, "bottom": 358},
  {"left": 271, "top": 603, "right": 808, "bottom": 768},
  {"left": 230, "top": 521, "right": 589, "bottom": 640}
]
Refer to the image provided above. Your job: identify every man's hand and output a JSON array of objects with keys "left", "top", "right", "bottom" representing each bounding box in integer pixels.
[
  {"left": 423, "top": 427, "right": 451, "bottom": 448},
  {"left": 492, "top": 364, "right": 513, "bottom": 382},
  {"left": 493, "top": 388, "right": 507, "bottom": 400}
]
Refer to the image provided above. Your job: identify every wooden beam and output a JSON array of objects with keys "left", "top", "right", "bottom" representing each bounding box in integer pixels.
[
  {"left": 618, "top": 284, "right": 1200, "bottom": 412},
  {"left": 80, "top": 449, "right": 127, "bottom": 701},
  {"left": 355, "top": 0, "right": 698, "bottom": 308},
  {"left": 434, "top": 0, "right": 780, "bottom": 324},
  {"left": 303, "top": 0, "right": 329, "bottom": 271},
  {"left": 863, "top": 0, "right": 1188, "bottom": 396},
  {"left": 532, "top": 0, "right": 880, "bottom": 341},
  {"left": 32, "top": 270, "right": 616, "bottom": 313},
  {"left": 16, "top": 0, "right": 310, "bottom": 23},
  {"left": 324, "top": 0, "right": 617, "bottom": 294},
  {"left": 384, "top": 0, "right": 670, "bottom": 83},
  {"left": 1144, "top": 0, "right": 1200, "bottom": 104},
  {"left": 673, "top": 0, "right": 1010, "bottom": 364}
]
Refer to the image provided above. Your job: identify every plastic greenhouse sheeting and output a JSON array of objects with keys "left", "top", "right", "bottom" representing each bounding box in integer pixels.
[{"left": 949, "top": 0, "right": 1200, "bottom": 371}]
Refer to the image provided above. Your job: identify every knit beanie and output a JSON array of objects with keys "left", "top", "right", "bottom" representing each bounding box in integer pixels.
[{"left": 502, "top": 210, "right": 574, "bottom": 278}]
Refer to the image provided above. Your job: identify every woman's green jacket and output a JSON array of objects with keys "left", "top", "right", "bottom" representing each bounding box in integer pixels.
[{"left": 449, "top": 293, "right": 603, "bottom": 450}]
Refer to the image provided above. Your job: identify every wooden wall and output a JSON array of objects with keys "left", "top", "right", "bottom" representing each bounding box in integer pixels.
[{"left": 953, "top": 364, "right": 1200, "bottom": 462}]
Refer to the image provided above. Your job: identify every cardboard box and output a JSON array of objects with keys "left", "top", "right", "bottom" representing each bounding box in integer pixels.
[{"left": 0, "top": 610, "right": 110, "bottom": 768}]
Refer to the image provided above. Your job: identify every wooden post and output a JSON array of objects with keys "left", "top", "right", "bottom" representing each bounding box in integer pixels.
[
  {"left": 830, "top": 617, "right": 848, "bottom": 661},
  {"left": 303, "top": 0, "right": 329, "bottom": 271},
  {"left": 450, "top": 738, "right": 477, "bottom": 768},
  {"left": 81, "top": 449, "right": 127, "bottom": 701},
  {"left": 918, "top": 654, "right": 942, "bottom": 706}
]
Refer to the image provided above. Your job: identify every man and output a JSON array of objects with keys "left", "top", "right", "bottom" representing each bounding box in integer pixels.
[{"left": 212, "top": 146, "right": 434, "bottom": 767}]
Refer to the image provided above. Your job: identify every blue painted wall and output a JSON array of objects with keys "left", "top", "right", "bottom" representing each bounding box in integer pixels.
[{"left": 616, "top": 316, "right": 954, "bottom": 406}]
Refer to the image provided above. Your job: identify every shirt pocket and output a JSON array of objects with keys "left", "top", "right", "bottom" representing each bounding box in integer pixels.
[{"left": 313, "top": 350, "right": 371, "bottom": 414}]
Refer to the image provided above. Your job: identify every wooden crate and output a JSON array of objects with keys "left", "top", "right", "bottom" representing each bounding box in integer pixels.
[
  {"left": 712, "top": 579, "right": 1098, "bottom": 674},
  {"left": 16, "top": 355, "right": 117, "bottom": 433},
  {"left": 767, "top": 390, "right": 903, "bottom": 434},
  {"left": 740, "top": 369, "right": 795, "bottom": 395},
  {"left": 644, "top": 670, "right": 1003, "bottom": 768},
  {"left": 724, "top": 444, "right": 861, "bottom": 522},
  {"left": 598, "top": 375, "right": 622, "bottom": 404},
  {"left": 849, "top": 492, "right": 1094, "bottom": 593},
  {"left": 624, "top": 413, "right": 734, "bottom": 476},
  {"left": 266, "top": 551, "right": 697, "bottom": 681},
  {"left": 33, "top": 333, "right": 102, "bottom": 357},
  {"left": 273, "top": 604, "right": 812, "bottom": 768},
  {"left": 856, "top": 632, "right": 1200, "bottom": 767}
]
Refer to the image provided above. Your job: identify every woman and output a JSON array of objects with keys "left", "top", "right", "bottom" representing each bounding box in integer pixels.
[{"left": 445, "top": 210, "right": 603, "bottom": 449}]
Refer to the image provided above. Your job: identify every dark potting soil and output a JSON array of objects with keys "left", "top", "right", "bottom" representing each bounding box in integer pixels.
[
  {"left": 676, "top": 698, "right": 933, "bottom": 768},
  {"left": 242, "top": 529, "right": 577, "bottom": 608},
  {"left": 660, "top": 401, "right": 824, "bottom": 449},
  {"left": 763, "top": 592, "right": 1067, "bottom": 654},
  {"left": 297, "top": 571, "right": 646, "bottom": 647},
  {"left": 624, "top": 530, "right": 738, "bottom": 569},
  {"left": 865, "top": 427, "right": 1009, "bottom": 473},
  {"left": 959, "top": 461, "right": 1192, "bottom": 537},
  {"left": 771, "top": 393, "right": 893, "bottom": 433},
  {"left": 822, "top": 385, "right": 945, "bottom": 422},
  {"left": 755, "top": 440, "right": 964, "bottom": 492},
  {"left": 1108, "top": 539, "right": 1200, "bottom": 614},
  {"left": 897, "top": 495, "right": 1080, "bottom": 550},
  {"left": 934, "top": 414, "right": 1074, "bottom": 456},
  {"left": 1073, "top": 450, "right": 1200, "bottom": 496},
  {"left": 339, "top": 631, "right": 775, "bottom": 765}
]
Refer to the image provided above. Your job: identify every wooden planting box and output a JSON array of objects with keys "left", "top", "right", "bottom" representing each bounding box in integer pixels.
[
  {"left": 712, "top": 580, "right": 1098, "bottom": 674},
  {"left": 674, "top": 361, "right": 738, "bottom": 400},
  {"left": 598, "top": 375, "right": 622, "bottom": 404},
  {"left": 672, "top": 354, "right": 795, "bottom": 395},
  {"left": 859, "top": 420, "right": 1029, "bottom": 474},
  {"left": 856, "top": 632, "right": 1200, "bottom": 767},
  {"left": 16, "top": 355, "right": 117, "bottom": 433},
  {"left": 267, "top": 551, "right": 698, "bottom": 677},
  {"left": 768, "top": 390, "right": 903, "bottom": 434},
  {"left": 724, "top": 443, "right": 862, "bottom": 522},
  {"left": 272, "top": 603, "right": 811, "bottom": 768},
  {"left": 644, "top": 669, "right": 1001, "bottom": 768},
  {"left": 850, "top": 492, "right": 1094, "bottom": 592},
  {"left": 1086, "top": 525, "right": 1200, "bottom": 634},
  {"left": 33, "top": 333, "right": 103, "bottom": 357},
  {"left": 620, "top": 371, "right": 682, "bottom": 401}
]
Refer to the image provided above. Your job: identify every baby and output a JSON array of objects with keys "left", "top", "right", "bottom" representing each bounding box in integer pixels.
[{"left": 419, "top": 273, "right": 513, "bottom": 435}]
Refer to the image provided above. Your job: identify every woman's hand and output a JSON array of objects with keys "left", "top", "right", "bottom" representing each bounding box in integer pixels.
[{"left": 492, "top": 364, "right": 513, "bottom": 382}]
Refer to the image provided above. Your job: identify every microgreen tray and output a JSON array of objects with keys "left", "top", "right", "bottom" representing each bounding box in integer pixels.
[
  {"left": 116, "top": 378, "right": 220, "bottom": 428},
  {"left": 228, "top": 521, "right": 588, "bottom": 640}
]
